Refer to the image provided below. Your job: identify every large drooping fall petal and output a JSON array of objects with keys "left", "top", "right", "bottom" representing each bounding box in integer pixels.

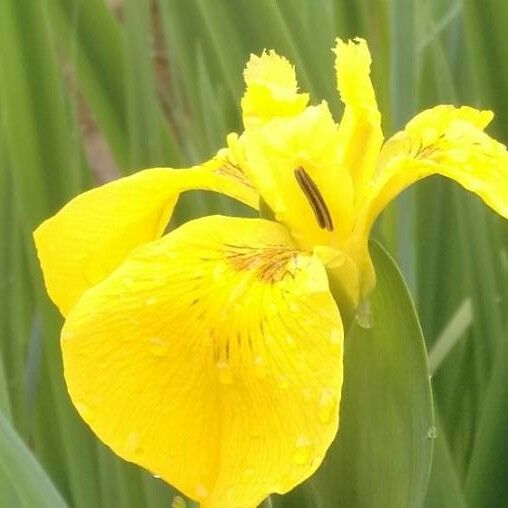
[
  {"left": 61, "top": 215, "right": 344, "bottom": 508},
  {"left": 34, "top": 155, "right": 258, "bottom": 315}
]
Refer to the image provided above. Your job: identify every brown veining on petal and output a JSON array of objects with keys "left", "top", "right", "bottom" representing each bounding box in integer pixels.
[
  {"left": 225, "top": 244, "right": 298, "bottom": 283},
  {"left": 294, "top": 167, "right": 334, "bottom": 231},
  {"left": 214, "top": 160, "right": 257, "bottom": 189}
]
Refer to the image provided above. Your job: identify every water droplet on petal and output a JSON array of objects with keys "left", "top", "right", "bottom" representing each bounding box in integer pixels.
[
  {"left": 216, "top": 361, "right": 233, "bottom": 385},
  {"left": 264, "top": 333, "right": 275, "bottom": 345},
  {"left": 223, "top": 485, "right": 236, "bottom": 502},
  {"left": 61, "top": 329, "right": 74, "bottom": 341},
  {"left": 427, "top": 426, "right": 437, "bottom": 439},
  {"left": 449, "top": 150, "right": 468, "bottom": 163},
  {"left": 286, "top": 335, "right": 296, "bottom": 348},
  {"left": 195, "top": 484, "right": 209, "bottom": 500},
  {"left": 123, "top": 277, "right": 134, "bottom": 288},
  {"left": 421, "top": 127, "right": 437, "bottom": 144},
  {"left": 75, "top": 401, "right": 91, "bottom": 419},
  {"left": 127, "top": 316, "right": 139, "bottom": 325},
  {"left": 301, "top": 388, "right": 312, "bottom": 401},
  {"left": 293, "top": 434, "right": 312, "bottom": 465},
  {"left": 318, "top": 387, "right": 337, "bottom": 424},
  {"left": 355, "top": 300, "right": 373, "bottom": 329},
  {"left": 243, "top": 468, "right": 255, "bottom": 479},
  {"left": 212, "top": 264, "right": 225, "bottom": 281},
  {"left": 276, "top": 375, "right": 290, "bottom": 389},
  {"left": 254, "top": 355, "right": 267, "bottom": 378},
  {"left": 153, "top": 474, "right": 161, "bottom": 479},
  {"left": 330, "top": 327, "right": 342, "bottom": 345},
  {"left": 125, "top": 432, "right": 143, "bottom": 457},
  {"left": 149, "top": 337, "right": 169, "bottom": 357}
]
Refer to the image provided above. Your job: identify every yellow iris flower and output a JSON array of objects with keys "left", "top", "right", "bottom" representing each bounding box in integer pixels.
[{"left": 34, "top": 37, "right": 508, "bottom": 508}]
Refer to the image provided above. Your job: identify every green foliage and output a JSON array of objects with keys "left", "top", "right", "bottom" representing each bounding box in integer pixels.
[{"left": 0, "top": 0, "right": 507, "bottom": 506}]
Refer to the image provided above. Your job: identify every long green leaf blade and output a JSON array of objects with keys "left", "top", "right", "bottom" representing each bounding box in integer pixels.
[{"left": 0, "top": 409, "right": 68, "bottom": 508}]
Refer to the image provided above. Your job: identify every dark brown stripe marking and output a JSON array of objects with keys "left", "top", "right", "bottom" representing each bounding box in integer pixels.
[{"left": 294, "top": 167, "right": 334, "bottom": 231}]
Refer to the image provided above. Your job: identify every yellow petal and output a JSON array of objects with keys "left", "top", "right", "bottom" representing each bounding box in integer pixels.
[
  {"left": 333, "top": 38, "right": 383, "bottom": 204},
  {"left": 34, "top": 155, "right": 258, "bottom": 316},
  {"left": 236, "top": 103, "right": 354, "bottom": 251},
  {"left": 359, "top": 105, "right": 508, "bottom": 235},
  {"left": 241, "top": 50, "right": 309, "bottom": 127},
  {"left": 62, "top": 215, "right": 343, "bottom": 508}
]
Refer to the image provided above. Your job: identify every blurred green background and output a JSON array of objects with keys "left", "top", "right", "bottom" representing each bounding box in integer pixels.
[{"left": 1, "top": 0, "right": 508, "bottom": 506}]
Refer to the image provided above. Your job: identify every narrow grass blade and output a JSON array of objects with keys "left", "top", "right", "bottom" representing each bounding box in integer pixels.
[
  {"left": 389, "top": 0, "right": 418, "bottom": 296},
  {"left": 123, "top": 0, "right": 179, "bottom": 170},
  {"left": 428, "top": 299, "right": 473, "bottom": 375},
  {"left": 0, "top": 1, "right": 102, "bottom": 506},
  {"left": 43, "top": 0, "right": 130, "bottom": 170},
  {"left": 0, "top": 409, "right": 68, "bottom": 508}
]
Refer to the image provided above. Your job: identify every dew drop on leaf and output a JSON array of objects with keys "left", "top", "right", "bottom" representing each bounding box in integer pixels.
[
  {"left": 171, "top": 496, "right": 187, "bottom": 508},
  {"left": 355, "top": 299, "right": 373, "bottom": 329},
  {"left": 427, "top": 426, "right": 437, "bottom": 439}
]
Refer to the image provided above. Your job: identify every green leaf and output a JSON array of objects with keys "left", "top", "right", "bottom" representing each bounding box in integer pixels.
[
  {"left": 0, "top": 408, "right": 68, "bottom": 508},
  {"left": 424, "top": 413, "right": 467, "bottom": 508},
  {"left": 280, "top": 241, "right": 434, "bottom": 507},
  {"left": 42, "top": 0, "right": 131, "bottom": 170}
]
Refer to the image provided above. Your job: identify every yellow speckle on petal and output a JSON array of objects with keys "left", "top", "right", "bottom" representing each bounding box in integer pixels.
[
  {"left": 254, "top": 355, "right": 268, "bottom": 379},
  {"left": 149, "top": 337, "right": 169, "bottom": 357},
  {"left": 330, "top": 327, "right": 342, "bottom": 345},
  {"left": 61, "top": 329, "right": 74, "bottom": 341},
  {"left": 195, "top": 484, "right": 209, "bottom": 500},
  {"left": 74, "top": 401, "right": 91, "bottom": 419},
  {"left": 216, "top": 361, "right": 234, "bottom": 385},
  {"left": 293, "top": 435, "right": 313, "bottom": 465},
  {"left": 318, "top": 387, "right": 337, "bottom": 424},
  {"left": 125, "top": 432, "right": 143, "bottom": 457}
]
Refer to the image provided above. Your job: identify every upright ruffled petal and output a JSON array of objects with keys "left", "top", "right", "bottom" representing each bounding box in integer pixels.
[
  {"left": 61, "top": 215, "right": 343, "bottom": 508},
  {"left": 359, "top": 105, "right": 508, "bottom": 235},
  {"left": 241, "top": 50, "right": 309, "bottom": 127},
  {"left": 34, "top": 155, "right": 258, "bottom": 315},
  {"left": 334, "top": 38, "right": 383, "bottom": 205}
]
